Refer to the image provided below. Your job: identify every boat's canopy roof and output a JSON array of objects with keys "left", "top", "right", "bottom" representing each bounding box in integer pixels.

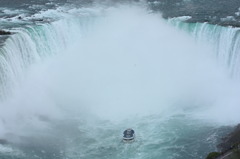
[{"left": 123, "top": 128, "right": 135, "bottom": 138}]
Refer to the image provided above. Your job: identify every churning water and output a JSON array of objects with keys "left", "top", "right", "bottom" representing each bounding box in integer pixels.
[{"left": 0, "top": 1, "right": 240, "bottom": 159}]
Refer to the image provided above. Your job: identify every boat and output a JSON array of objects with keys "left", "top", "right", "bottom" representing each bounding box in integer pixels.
[{"left": 123, "top": 128, "right": 135, "bottom": 142}]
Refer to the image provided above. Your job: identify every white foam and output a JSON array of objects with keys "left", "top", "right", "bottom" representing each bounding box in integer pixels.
[{"left": 0, "top": 145, "right": 13, "bottom": 153}]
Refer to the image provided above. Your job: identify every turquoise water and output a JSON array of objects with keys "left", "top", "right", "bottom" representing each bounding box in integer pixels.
[
  {"left": 0, "top": 115, "right": 231, "bottom": 159},
  {"left": 0, "top": 2, "right": 240, "bottom": 159}
]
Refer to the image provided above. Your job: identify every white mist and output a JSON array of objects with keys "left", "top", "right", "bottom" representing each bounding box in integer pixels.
[{"left": 0, "top": 5, "right": 240, "bottom": 140}]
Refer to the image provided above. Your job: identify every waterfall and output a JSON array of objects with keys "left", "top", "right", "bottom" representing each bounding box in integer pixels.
[
  {"left": 0, "top": 6, "right": 239, "bottom": 158},
  {"left": 169, "top": 18, "right": 240, "bottom": 79},
  {"left": 0, "top": 15, "right": 96, "bottom": 99}
]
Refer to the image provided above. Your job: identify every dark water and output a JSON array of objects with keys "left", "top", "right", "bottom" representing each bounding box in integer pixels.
[
  {"left": 1, "top": 0, "right": 240, "bottom": 29},
  {"left": 1, "top": 0, "right": 240, "bottom": 21},
  {"left": 148, "top": 0, "right": 240, "bottom": 27}
]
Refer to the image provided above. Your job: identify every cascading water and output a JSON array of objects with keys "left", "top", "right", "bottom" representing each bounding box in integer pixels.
[
  {"left": 0, "top": 13, "right": 97, "bottom": 98},
  {"left": 169, "top": 18, "right": 240, "bottom": 79},
  {"left": 0, "top": 3, "right": 239, "bottom": 159}
]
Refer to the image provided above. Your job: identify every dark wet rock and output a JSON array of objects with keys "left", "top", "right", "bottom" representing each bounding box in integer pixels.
[
  {"left": 218, "top": 124, "right": 240, "bottom": 152},
  {"left": 206, "top": 152, "right": 221, "bottom": 159},
  {"left": 206, "top": 149, "right": 240, "bottom": 159},
  {"left": 0, "top": 30, "right": 11, "bottom": 35},
  {"left": 206, "top": 124, "right": 240, "bottom": 159}
]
